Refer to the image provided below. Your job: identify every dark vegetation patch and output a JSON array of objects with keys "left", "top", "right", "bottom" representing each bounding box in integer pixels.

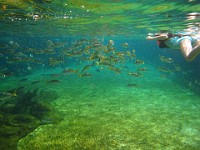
[{"left": 0, "top": 87, "right": 62, "bottom": 150}]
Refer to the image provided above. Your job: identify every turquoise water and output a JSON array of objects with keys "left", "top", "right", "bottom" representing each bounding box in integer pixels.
[
  {"left": 0, "top": 0, "right": 200, "bottom": 150},
  {"left": 2, "top": 64, "right": 200, "bottom": 149}
]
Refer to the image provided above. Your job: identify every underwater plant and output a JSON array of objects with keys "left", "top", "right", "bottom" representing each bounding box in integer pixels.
[{"left": 0, "top": 88, "right": 61, "bottom": 150}]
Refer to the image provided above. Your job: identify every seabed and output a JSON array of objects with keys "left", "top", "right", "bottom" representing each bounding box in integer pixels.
[{"left": 1, "top": 64, "right": 199, "bottom": 150}]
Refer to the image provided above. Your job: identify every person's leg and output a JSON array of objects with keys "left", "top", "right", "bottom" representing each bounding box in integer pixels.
[{"left": 180, "top": 39, "right": 200, "bottom": 61}]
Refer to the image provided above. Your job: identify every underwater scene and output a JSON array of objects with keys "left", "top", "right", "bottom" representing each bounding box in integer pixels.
[{"left": 0, "top": 0, "right": 200, "bottom": 150}]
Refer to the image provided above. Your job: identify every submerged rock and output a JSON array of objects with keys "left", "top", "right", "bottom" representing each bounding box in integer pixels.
[{"left": 0, "top": 88, "right": 61, "bottom": 150}]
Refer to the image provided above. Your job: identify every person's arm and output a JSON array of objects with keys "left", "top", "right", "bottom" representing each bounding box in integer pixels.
[
  {"left": 180, "top": 38, "right": 200, "bottom": 61},
  {"left": 146, "top": 34, "right": 168, "bottom": 40}
]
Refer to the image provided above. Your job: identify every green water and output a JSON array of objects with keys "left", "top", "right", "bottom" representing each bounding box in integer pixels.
[
  {"left": 1, "top": 65, "right": 199, "bottom": 149},
  {"left": 0, "top": 0, "right": 200, "bottom": 149}
]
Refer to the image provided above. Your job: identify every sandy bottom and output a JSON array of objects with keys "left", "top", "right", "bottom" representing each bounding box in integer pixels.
[{"left": 1, "top": 65, "right": 200, "bottom": 150}]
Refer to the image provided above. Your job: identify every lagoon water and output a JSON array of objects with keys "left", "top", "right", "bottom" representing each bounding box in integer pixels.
[{"left": 0, "top": 0, "right": 200, "bottom": 149}]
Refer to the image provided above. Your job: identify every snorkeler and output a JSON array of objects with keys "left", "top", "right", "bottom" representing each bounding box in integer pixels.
[{"left": 146, "top": 30, "right": 200, "bottom": 61}]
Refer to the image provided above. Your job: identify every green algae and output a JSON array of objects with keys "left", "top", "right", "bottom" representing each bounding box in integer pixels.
[
  {"left": 0, "top": 1, "right": 194, "bottom": 37},
  {"left": 143, "top": 3, "right": 177, "bottom": 14},
  {"left": 0, "top": 88, "right": 62, "bottom": 150},
  {"left": 67, "top": 0, "right": 142, "bottom": 15},
  {"left": 16, "top": 67, "right": 200, "bottom": 150}
]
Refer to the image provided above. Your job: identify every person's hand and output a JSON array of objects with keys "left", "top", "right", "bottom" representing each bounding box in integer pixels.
[{"left": 146, "top": 36, "right": 154, "bottom": 40}]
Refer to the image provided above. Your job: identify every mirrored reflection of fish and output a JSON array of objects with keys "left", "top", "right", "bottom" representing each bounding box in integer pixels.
[
  {"left": 31, "top": 80, "right": 40, "bottom": 85},
  {"left": 104, "top": 45, "right": 115, "bottom": 53},
  {"left": 95, "top": 69, "right": 101, "bottom": 72},
  {"left": 49, "top": 56, "right": 64, "bottom": 66},
  {"left": 46, "top": 40, "right": 54, "bottom": 48},
  {"left": 108, "top": 66, "right": 121, "bottom": 74},
  {"left": 135, "top": 59, "right": 144, "bottom": 65},
  {"left": 137, "top": 67, "right": 148, "bottom": 72},
  {"left": 160, "top": 74, "right": 167, "bottom": 78},
  {"left": 62, "top": 68, "right": 78, "bottom": 75},
  {"left": 121, "top": 42, "right": 129, "bottom": 48},
  {"left": 0, "top": 37, "right": 145, "bottom": 78},
  {"left": 81, "top": 63, "right": 94, "bottom": 72},
  {"left": 127, "top": 83, "right": 137, "bottom": 87},
  {"left": 72, "top": 38, "right": 88, "bottom": 47},
  {"left": 125, "top": 51, "right": 136, "bottom": 58},
  {"left": 174, "top": 65, "right": 182, "bottom": 71},
  {"left": 20, "top": 78, "right": 28, "bottom": 81},
  {"left": 40, "top": 117, "right": 63, "bottom": 125},
  {"left": 123, "top": 66, "right": 129, "bottom": 69},
  {"left": 160, "top": 55, "right": 174, "bottom": 63},
  {"left": 43, "top": 49, "right": 55, "bottom": 54},
  {"left": 0, "top": 43, "right": 8, "bottom": 49},
  {"left": 128, "top": 72, "right": 142, "bottom": 77},
  {"left": 0, "top": 71, "right": 14, "bottom": 77},
  {"left": 0, "top": 90, "right": 17, "bottom": 101},
  {"left": 47, "top": 79, "right": 61, "bottom": 83},
  {"left": 9, "top": 41, "right": 20, "bottom": 49},
  {"left": 0, "top": 53, "right": 4, "bottom": 57},
  {"left": 51, "top": 73, "right": 61, "bottom": 77},
  {"left": 158, "top": 67, "right": 171, "bottom": 73},
  {"left": 79, "top": 72, "right": 92, "bottom": 77},
  {"left": 165, "top": 58, "right": 174, "bottom": 63}
]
